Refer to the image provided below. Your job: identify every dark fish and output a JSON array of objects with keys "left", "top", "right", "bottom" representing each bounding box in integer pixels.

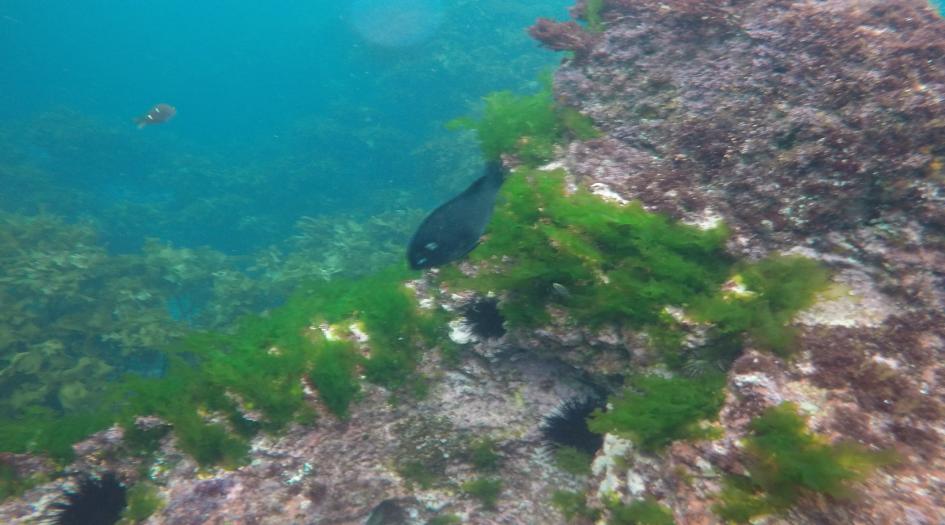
[
  {"left": 134, "top": 103, "right": 176, "bottom": 129},
  {"left": 407, "top": 161, "right": 506, "bottom": 269}
]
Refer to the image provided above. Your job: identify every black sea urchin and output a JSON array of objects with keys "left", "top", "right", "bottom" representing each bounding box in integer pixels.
[
  {"left": 52, "top": 472, "right": 127, "bottom": 525},
  {"left": 462, "top": 297, "right": 506, "bottom": 339},
  {"left": 540, "top": 396, "right": 606, "bottom": 455}
]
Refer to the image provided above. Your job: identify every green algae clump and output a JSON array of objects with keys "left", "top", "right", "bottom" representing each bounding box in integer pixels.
[
  {"left": 691, "top": 255, "right": 830, "bottom": 354},
  {"left": 448, "top": 81, "right": 598, "bottom": 164},
  {"left": 582, "top": 0, "right": 605, "bottom": 33},
  {"left": 120, "top": 482, "right": 164, "bottom": 523},
  {"left": 589, "top": 374, "right": 725, "bottom": 452},
  {"left": 467, "top": 437, "right": 501, "bottom": 472},
  {"left": 552, "top": 490, "right": 601, "bottom": 523},
  {"left": 444, "top": 168, "right": 731, "bottom": 329},
  {"left": 0, "top": 261, "right": 446, "bottom": 466},
  {"left": 309, "top": 340, "right": 361, "bottom": 418},
  {"left": 0, "top": 460, "right": 47, "bottom": 503},
  {"left": 553, "top": 446, "right": 594, "bottom": 476},
  {"left": 462, "top": 477, "right": 502, "bottom": 510},
  {"left": 607, "top": 496, "right": 676, "bottom": 525},
  {"left": 713, "top": 402, "right": 891, "bottom": 522},
  {"left": 96, "top": 266, "right": 436, "bottom": 468},
  {"left": 440, "top": 167, "right": 829, "bottom": 371}
]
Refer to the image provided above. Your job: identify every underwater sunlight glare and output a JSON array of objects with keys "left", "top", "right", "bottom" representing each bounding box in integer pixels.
[{"left": 350, "top": 0, "right": 445, "bottom": 47}]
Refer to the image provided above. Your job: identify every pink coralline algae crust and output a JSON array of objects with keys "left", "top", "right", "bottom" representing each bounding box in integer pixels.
[{"left": 555, "top": 0, "right": 945, "bottom": 245}]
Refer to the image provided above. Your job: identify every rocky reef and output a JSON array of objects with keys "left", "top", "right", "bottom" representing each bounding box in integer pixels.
[
  {"left": 536, "top": 0, "right": 945, "bottom": 523},
  {"left": 2, "top": 0, "right": 944, "bottom": 524}
]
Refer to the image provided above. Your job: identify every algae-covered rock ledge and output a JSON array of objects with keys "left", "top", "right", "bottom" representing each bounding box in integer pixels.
[{"left": 3, "top": 0, "right": 945, "bottom": 524}]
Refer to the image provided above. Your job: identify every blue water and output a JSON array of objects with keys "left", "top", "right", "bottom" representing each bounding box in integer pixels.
[{"left": 0, "top": 0, "right": 569, "bottom": 253}]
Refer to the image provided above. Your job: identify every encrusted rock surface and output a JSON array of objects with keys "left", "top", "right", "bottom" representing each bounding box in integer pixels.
[
  {"left": 546, "top": 0, "right": 945, "bottom": 523},
  {"left": 558, "top": 0, "right": 945, "bottom": 247},
  {"left": 0, "top": 347, "right": 594, "bottom": 524}
]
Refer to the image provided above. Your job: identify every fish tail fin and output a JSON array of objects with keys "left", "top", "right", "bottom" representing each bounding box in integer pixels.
[{"left": 134, "top": 117, "right": 147, "bottom": 129}]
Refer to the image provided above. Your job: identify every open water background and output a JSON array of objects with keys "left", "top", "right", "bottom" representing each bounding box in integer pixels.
[{"left": 0, "top": 0, "right": 569, "bottom": 253}]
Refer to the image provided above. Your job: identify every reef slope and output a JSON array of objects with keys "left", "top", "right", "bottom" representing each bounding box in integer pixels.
[{"left": 2, "top": 1, "right": 945, "bottom": 524}]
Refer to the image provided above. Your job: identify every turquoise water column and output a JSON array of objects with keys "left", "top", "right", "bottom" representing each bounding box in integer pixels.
[{"left": 933, "top": 0, "right": 944, "bottom": 16}]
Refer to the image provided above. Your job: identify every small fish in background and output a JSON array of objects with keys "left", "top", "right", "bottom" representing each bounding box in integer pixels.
[
  {"left": 134, "top": 103, "right": 176, "bottom": 129},
  {"left": 407, "top": 161, "right": 506, "bottom": 269}
]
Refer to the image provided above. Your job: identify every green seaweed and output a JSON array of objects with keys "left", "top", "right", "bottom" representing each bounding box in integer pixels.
[
  {"left": 559, "top": 106, "right": 601, "bottom": 141},
  {"left": 120, "top": 482, "right": 164, "bottom": 523},
  {"left": 426, "top": 515, "right": 462, "bottom": 525},
  {"left": 691, "top": 256, "right": 830, "bottom": 354},
  {"left": 584, "top": 0, "right": 605, "bottom": 33},
  {"left": 713, "top": 403, "right": 892, "bottom": 522},
  {"left": 121, "top": 421, "right": 170, "bottom": 454},
  {"left": 0, "top": 261, "right": 442, "bottom": 465},
  {"left": 589, "top": 374, "right": 726, "bottom": 452},
  {"left": 0, "top": 408, "right": 116, "bottom": 462},
  {"left": 0, "top": 462, "right": 21, "bottom": 502},
  {"left": 0, "top": 164, "right": 829, "bottom": 473},
  {"left": 442, "top": 168, "right": 829, "bottom": 374},
  {"left": 120, "top": 266, "right": 438, "bottom": 462},
  {"left": 0, "top": 459, "right": 46, "bottom": 503},
  {"left": 553, "top": 446, "right": 594, "bottom": 476},
  {"left": 445, "top": 168, "right": 731, "bottom": 329},
  {"left": 298, "top": 267, "right": 437, "bottom": 391},
  {"left": 0, "top": 171, "right": 829, "bottom": 470},
  {"left": 309, "top": 341, "right": 360, "bottom": 418},
  {"left": 607, "top": 497, "right": 675, "bottom": 525},
  {"left": 467, "top": 437, "right": 501, "bottom": 472},
  {"left": 462, "top": 477, "right": 502, "bottom": 510},
  {"left": 448, "top": 80, "right": 598, "bottom": 164},
  {"left": 397, "top": 461, "right": 442, "bottom": 489},
  {"left": 174, "top": 414, "right": 249, "bottom": 468},
  {"left": 552, "top": 490, "right": 601, "bottom": 523}
]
